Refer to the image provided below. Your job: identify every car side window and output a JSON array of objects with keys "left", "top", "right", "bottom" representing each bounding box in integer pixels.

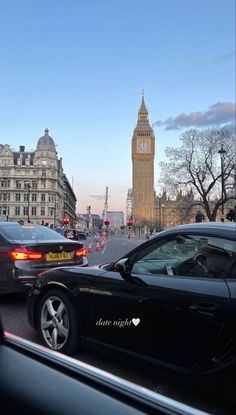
[{"left": 131, "top": 234, "right": 236, "bottom": 279}]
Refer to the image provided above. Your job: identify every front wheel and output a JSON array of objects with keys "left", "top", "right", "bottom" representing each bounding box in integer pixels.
[{"left": 38, "top": 288, "right": 80, "bottom": 354}]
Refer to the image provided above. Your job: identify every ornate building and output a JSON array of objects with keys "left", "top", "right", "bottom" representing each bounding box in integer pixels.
[
  {"left": 132, "top": 94, "right": 155, "bottom": 224},
  {"left": 0, "top": 129, "right": 77, "bottom": 226},
  {"left": 129, "top": 96, "right": 234, "bottom": 229}
]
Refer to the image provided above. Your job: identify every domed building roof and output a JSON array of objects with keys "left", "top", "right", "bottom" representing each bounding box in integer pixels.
[{"left": 36, "top": 129, "right": 56, "bottom": 151}]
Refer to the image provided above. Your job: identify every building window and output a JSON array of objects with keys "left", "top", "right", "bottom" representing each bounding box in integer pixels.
[
  {"left": 24, "top": 181, "right": 31, "bottom": 189},
  {"left": 48, "top": 194, "right": 56, "bottom": 202},
  {"left": 15, "top": 206, "right": 20, "bottom": 215},
  {"left": 41, "top": 194, "right": 46, "bottom": 202},
  {"left": 0, "top": 180, "right": 10, "bottom": 188},
  {"left": 23, "top": 206, "right": 29, "bottom": 216},
  {"left": 15, "top": 193, "right": 21, "bottom": 202},
  {"left": 41, "top": 208, "right": 45, "bottom": 216},
  {"left": 3, "top": 193, "right": 10, "bottom": 201},
  {"left": 24, "top": 193, "right": 29, "bottom": 202},
  {"left": 31, "top": 207, "right": 36, "bottom": 216},
  {"left": 42, "top": 170, "right": 46, "bottom": 177},
  {"left": 32, "top": 193, "right": 37, "bottom": 202},
  {"left": 16, "top": 180, "right": 22, "bottom": 189},
  {"left": 25, "top": 158, "right": 30, "bottom": 166},
  {"left": 41, "top": 180, "right": 46, "bottom": 188},
  {"left": 49, "top": 209, "right": 54, "bottom": 216},
  {"left": 32, "top": 181, "right": 38, "bottom": 189}
]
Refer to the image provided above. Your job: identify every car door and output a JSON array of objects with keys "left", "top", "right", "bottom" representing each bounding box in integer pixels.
[
  {"left": 128, "top": 233, "right": 234, "bottom": 369},
  {"left": 88, "top": 232, "right": 233, "bottom": 371},
  {"left": 0, "top": 233, "right": 12, "bottom": 293},
  {"left": 87, "top": 269, "right": 145, "bottom": 351}
]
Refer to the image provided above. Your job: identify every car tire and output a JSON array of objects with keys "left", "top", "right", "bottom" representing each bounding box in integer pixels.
[{"left": 38, "top": 288, "right": 80, "bottom": 355}]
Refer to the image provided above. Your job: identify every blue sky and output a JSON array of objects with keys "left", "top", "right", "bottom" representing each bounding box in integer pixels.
[{"left": 0, "top": 0, "right": 235, "bottom": 214}]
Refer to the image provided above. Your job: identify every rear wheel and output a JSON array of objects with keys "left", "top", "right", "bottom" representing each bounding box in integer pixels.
[{"left": 38, "top": 288, "right": 80, "bottom": 354}]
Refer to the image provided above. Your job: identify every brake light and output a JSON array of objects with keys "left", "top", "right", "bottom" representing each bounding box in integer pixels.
[
  {"left": 75, "top": 247, "right": 87, "bottom": 257},
  {"left": 9, "top": 248, "right": 43, "bottom": 261}
]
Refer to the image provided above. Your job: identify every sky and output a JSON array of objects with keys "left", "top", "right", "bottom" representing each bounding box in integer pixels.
[{"left": 0, "top": 0, "right": 235, "bottom": 215}]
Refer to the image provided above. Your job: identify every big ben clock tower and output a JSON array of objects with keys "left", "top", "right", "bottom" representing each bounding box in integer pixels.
[{"left": 132, "top": 93, "right": 155, "bottom": 225}]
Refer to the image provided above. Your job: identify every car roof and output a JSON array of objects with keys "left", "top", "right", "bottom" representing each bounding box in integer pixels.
[
  {"left": 0, "top": 222, "right": 44, "bottom": 227},
  {"left": 154, "top": 222, "right": 236, "bottom": 239}
]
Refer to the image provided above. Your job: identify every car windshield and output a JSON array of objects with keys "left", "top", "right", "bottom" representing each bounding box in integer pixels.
[{"left": 0, "top": 225, "right": 66, "bottom": 242}]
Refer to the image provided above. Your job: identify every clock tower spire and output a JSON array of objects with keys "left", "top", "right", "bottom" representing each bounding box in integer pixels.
[{"left": 132, "top": 94, "right": 155, "bottom": 226}]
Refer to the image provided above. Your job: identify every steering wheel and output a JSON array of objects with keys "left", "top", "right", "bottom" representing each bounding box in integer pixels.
[{"left": 193, "top": 254, "right": 208, "bottom": 275}]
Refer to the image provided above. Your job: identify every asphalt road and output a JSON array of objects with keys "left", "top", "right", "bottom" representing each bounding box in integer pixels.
[{"left": 0, "top": 236, "right": 235, "bottom": 414}]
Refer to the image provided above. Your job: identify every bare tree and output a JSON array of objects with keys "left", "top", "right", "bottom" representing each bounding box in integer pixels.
[{"left": 159, "top": 128, "right": 236, "bottom": 221}]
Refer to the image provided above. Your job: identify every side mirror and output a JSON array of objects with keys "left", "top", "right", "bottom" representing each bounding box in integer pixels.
[{"left": 114, "top": 258, "right": 132, "bottom": 281}]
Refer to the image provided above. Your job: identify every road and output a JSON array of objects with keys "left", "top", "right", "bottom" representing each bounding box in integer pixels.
[{"left": 0, "top": 236, "right": 234, "bottom": 414}]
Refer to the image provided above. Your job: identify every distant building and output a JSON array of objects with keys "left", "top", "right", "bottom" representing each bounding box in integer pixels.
[
  {"left": 126, "top": 189, "right": 133, "bottom": 221},
  {"left": 80, "top": 213, "right": 103, "bottom": 229},
  {"left": 0, "top": 129, "right": 76, "bottom": 227},
  {"left": 107, "top": 211, "right": 124, "bottom": 227}
]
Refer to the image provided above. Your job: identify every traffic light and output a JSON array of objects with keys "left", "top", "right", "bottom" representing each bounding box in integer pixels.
[
  {"left": 127, "top": 218, "right": 133, "bottom": 227},
  {"left": 63, "top": 217, "right": 69, "bottom": 224},
  {"left": 104, "top": 218, "right": 110, "bottom": 226}
]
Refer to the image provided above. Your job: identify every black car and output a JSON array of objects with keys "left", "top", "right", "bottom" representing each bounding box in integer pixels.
[
  {"left": 0, "top": 222, "right": 88, "bottom": 294},
  {"left": 65, "top": 229, "right": 87, "bottom": 240},
  {"left": 27, "top": 222, "right": 236, "bottom": 379}
]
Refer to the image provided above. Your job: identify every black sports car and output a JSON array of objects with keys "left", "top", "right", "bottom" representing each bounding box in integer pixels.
[
  {"left": 27, "top": 222, "right": 236, "bottom": 379},
  {"left": 0, "top": 222, "right": 88, "bottom": 294}
]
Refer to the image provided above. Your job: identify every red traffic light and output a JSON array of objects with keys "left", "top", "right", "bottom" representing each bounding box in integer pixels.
[
  {"left": 104, "top": 218, "right": 110, "bottom": 226},
  {"left": 127, "top": 218, "right": 133, "bottom": 226},
  {"left": 63, "top": 218, "right": 69, "bottom": 224}
]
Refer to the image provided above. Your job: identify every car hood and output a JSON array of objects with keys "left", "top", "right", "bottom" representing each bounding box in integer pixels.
[{"left": 33, "top": 264, "right": 108, "bottom": 293}]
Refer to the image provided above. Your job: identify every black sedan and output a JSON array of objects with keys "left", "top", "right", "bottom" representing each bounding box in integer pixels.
[
  {"left": 0, "top": 222, "right": 88, "bottom": 294},
  {"left": 27, "top": 222, "right": 236, "bottom": 378}
]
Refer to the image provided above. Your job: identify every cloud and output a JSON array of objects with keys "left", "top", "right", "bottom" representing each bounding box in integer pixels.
[
  {"left": 218, "top": 50, "right": 236, "bottom": 62},
  {"left": 153, "top": 102, "right": 235, "bottom": 132},
  {"left": 88, "top": 195, "right": 105, "bottom": 200}
]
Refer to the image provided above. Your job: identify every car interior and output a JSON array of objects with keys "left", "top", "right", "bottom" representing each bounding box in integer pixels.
[{"left": 0, "top": 317, "right": 203, "bottom": 415}]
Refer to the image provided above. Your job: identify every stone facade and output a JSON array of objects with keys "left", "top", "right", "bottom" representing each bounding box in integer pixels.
[
  {"left": 0, "top": 129, "right": 76, "bottom": 226},
  {"left": 132, "top": 95, "right": 155, "bottom": 224}
]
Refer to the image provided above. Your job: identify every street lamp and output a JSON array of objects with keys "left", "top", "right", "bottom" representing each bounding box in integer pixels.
[
  {"left": 162, "top": 204, "right": 165, "bottom": 229},
  {"left": 218, "top": 144, "right": 226, "bottom": 221},
  {"left": 27, "top": 183, "right": 31, "bottom": 223},
  {"left": 158, "top": 194, "right": 162, "bottom": 230}
]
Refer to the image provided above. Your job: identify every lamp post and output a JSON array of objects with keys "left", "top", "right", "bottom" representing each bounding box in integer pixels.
[
  {"left": 27, "top": 183, "right": 31, "bottom": 223},
  {"left": 218, "top": 144, "right": 226, "bottom": 221},
  {"left": 162, "top": 204, "right": 165, "bottom": 229},
  {"left": 53, "top": 200, "right": 57, "bottom": 228},
  {"left": 158, "top": 195, "right": 162, "bottom": 230}
]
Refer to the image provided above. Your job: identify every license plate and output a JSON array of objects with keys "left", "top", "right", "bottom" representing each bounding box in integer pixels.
[{"left": 45, "top": 252, "right": 73, "bottom": 261}]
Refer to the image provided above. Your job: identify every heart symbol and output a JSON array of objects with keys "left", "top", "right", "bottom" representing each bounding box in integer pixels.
[{"left": 132, "top": 318, "right": 140, "bottom": 326}]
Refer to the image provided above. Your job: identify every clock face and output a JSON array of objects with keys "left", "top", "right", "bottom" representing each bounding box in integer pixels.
[{"left": 137, "top": 138, "right": 151, "bottom": 153}]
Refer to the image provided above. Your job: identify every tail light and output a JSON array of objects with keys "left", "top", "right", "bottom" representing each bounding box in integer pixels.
[
  {"left": 9, "top": 248, "right": 43, "bottom": 261},
  {"left": 75, "top": 247, "right": 87, "bottom": 257}
]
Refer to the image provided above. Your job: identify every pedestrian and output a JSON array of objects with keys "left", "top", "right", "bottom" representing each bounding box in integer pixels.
[
  {"left": 195, "top": 210, "right": 204, "bottom": 223},
  {"left": 226, "top": 206, "right": 236, "bottom": 222}
]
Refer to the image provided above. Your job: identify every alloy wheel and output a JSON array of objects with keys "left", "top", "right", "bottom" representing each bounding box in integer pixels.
[{"left": 40, "top": 295, "right": 69, "bottom": 351}]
